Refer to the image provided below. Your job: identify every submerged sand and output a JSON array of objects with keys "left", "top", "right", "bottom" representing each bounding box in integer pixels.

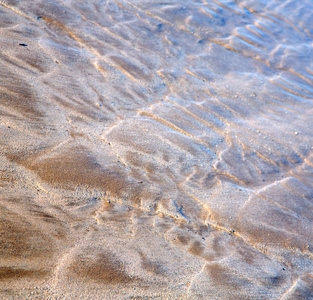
[{"left": 1, "top": 0, "right": 313, "bottom": 299}]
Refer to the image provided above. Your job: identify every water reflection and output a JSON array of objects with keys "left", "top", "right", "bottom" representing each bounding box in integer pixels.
[{"left": 0, "top": 0, "right": 312, "bottom": 298}]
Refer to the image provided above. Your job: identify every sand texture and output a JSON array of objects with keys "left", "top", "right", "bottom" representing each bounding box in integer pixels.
[{"left": 1, "top": 0, "right": 313, "bottom": 299}]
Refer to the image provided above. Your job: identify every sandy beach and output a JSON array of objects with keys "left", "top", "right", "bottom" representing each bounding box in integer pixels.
[{"left": 1, "top": 0, "right": 313, "bottom": 299}]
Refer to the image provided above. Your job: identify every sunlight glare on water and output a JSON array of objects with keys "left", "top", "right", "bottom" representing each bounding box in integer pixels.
[{"left": 0, "top": 0, "right": 313, "bottom": 298}]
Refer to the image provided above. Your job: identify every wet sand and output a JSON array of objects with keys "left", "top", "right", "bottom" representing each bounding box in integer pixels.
[{"left": 1, "top": 0, "right": 313, "bottom": 299}]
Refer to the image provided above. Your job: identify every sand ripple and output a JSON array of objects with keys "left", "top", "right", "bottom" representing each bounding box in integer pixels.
[{"left": 0, "top": 0, "right": 313, "bottom": 298}]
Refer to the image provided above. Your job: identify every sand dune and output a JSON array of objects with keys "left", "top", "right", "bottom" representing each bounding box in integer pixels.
[{"left": 1, "top": 0, "right": 313, "bottom": 299}]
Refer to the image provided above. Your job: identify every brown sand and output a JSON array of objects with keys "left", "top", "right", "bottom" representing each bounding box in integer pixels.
[{"left": 1, "top": 0, "right": 313, "bottom": 299}]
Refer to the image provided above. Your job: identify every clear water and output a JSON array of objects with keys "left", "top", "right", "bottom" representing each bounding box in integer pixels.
[{"left": 0, "top": 0, "right": 313, "bottom": 298}]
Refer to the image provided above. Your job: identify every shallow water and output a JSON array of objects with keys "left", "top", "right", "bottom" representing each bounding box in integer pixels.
[{"left": 0, "top": 0, "right": 313, "bottom": 298}]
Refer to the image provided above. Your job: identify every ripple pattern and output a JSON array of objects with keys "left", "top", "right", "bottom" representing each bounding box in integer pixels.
[{"left": 0, "top": 0, "right": 313, "bottom": 298}]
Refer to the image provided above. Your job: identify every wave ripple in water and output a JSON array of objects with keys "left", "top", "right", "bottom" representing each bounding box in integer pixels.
[{"left": 0, "top": 0, "right": 313, "bottom": 298}]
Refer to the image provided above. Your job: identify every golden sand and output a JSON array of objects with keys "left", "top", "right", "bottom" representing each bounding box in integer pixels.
[{"left": 1, "top": 0, "right": 313, "bottom": 298}]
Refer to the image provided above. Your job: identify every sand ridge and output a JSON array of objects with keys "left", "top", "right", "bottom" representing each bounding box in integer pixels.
[{"left": 0, "top": 0, "right": 313, "bottom": 299}]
